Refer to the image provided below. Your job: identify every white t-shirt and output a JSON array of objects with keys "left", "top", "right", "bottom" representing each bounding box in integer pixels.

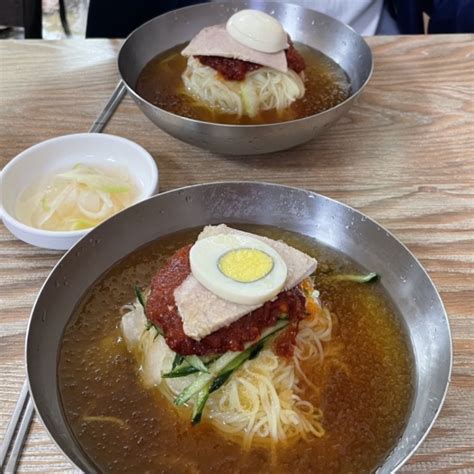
[{"left": 246, "top": 0, "right": 385, "bottom": 36}]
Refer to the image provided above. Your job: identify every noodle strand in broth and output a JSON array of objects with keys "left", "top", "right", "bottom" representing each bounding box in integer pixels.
[
  {"left": 58, "top": 226, "right": 413, "bottom": 474},
  {"left": 136, "top": 43, "right": 351, "bottom": 125},
  {"left": 119, "top": 279, "right": 329, "bottom": 449}
]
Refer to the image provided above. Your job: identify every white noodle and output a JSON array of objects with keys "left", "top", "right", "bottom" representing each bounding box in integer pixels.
[
  {"left": 120, "top": 281, "right": 332, "bottom": 448},
  {"left": 181, "top": 57, "right": 305, "bottom": 117}
]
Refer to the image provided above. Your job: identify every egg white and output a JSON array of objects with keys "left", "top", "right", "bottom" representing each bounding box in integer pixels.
[
  {"left": 189, "top": 233, "right": 287, "bottom": 305},
  {"left": 226, "top": 10, "right": 288, "bottom": 54}
]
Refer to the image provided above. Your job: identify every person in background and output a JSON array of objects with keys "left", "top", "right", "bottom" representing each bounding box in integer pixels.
[
  {"left": 255, "top": 1, "right": 474, "bottom": 35},
  {"left": 86, "top": 0, "right": 474, "bottom": 38},
  {"left": 391, "top": 0, "right": 474, "bottom": 34},
  {"left": 264, "top": 0, "right": 397, "bottom": 35},
  {"left": 86, "top": 0, "right": 199, "bottom": 38}
]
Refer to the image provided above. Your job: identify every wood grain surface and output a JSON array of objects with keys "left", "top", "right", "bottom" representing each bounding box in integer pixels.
[{"left": 0, "top": 35, "right": 473, "bottom": 472}]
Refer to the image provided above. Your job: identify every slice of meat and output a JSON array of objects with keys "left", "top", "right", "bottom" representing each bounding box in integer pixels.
[
  {"left": 196, "top": 40, "right": 305, "bottom": 81},
  {"left": 182, "top": 24, "right": 288, "bottom": 72},
  {"left": 146, "top": 244, "right": 307, "bottom": 357},
  {"left": 175, "top": 225, "right": 317, "bottom": 341}
]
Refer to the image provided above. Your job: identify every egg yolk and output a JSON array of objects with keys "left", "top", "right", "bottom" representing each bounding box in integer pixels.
[{"left": 218, "top": 248, "right": 274, "bottom": 283}]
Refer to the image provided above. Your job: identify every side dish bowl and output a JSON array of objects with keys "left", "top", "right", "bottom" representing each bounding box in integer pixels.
[
  {"left": 118, "top": 0, "right": 373, "bottom": 155},
  {"left": 26, "top": 182, "right": 451, "bottom": 472},
  {"left": 0, "top": 133, "right": 158, "bottom": 250}
]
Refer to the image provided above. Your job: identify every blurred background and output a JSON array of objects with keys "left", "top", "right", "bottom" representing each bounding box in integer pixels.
[
  {"left": 0, "top": 0, "right": 472, "bottom": 40},
  {"left": 0, "top": 0, "right": 89, "bottom": 39}
]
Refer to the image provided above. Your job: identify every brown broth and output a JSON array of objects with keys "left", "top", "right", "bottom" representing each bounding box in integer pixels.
[
  {"left": 135, "top": 43, "right": 351, "bottom": 125},
  {"left": 58, "top": 226, "right": 413, "bottom": 473}
]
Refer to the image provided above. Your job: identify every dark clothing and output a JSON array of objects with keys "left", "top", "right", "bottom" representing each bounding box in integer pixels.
[
  {"left": 86, "top": 0, "right": 205, "bottom": 38},
  {"left": 86, "top": 0, "right": 474, "bottom": 38},
  {"left": 427, "top": 0, "right": 474, "bottom": 33},
  {"left": 391, "top": 0, "right": 474, "bottom": 34}
]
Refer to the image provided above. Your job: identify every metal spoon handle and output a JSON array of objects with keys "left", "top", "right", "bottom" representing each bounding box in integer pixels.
[
  {"left": 4, "top": 397, "right": 34, "bottom": 474},
  {"left": 89, "top": 80, "right": 127, "bottom": 133},
  {"left": 0, "top": 380, "right": 29, "bottom": 467}
]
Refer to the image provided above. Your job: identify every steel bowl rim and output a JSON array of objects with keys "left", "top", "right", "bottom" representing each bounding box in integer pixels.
[
  {"left": 118, "top": 0, "right": 374, "bottom": 129},
  {"left": 25, "top": 180, "right": 452, "bottom": 472}
]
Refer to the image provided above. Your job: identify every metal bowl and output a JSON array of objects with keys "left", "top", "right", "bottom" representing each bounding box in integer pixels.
[
  {"left": 26, "top": 182, "right": 451, "bottom": 473},
  {"left": 118, "top": 0, "right": 373, "bottom": 155}
]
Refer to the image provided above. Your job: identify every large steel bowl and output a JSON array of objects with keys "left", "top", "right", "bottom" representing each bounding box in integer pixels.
[
  {"left": 118, "top": 0, "right": 373, "bottom": 155},
  {"left": 26, "top": 182, "right": 451, "bottom": 473}
]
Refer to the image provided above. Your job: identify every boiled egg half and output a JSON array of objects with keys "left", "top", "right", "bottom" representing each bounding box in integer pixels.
[
  {"left": 190, "top": 233, "right": 287, "bottom": 305},
  {"left": 226, "top": 9, "right": 288, "bottom": 53}
]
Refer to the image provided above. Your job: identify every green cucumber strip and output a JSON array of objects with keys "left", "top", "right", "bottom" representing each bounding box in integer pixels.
[
  {"left": 143, "top": 323, "right": 161, "bottom": 341},
  {"left": 209, "top": 320, "right": 287, "bottom": 393},
  {"left": 209, "top": 371, "right": 233, "bottom": 394},
  {"left": 174, "top": 373, "right": 213, "bottom": 406},
  {"left": 207, "top": 351, "right": 241, "bottom": 374},
  {"left": 135, "top": 286, "right": 164, "bottom": 337},
  {"left": 191, "top": 382, "right": 212, "bottom": 425},
  {"left": 163, "top": 354, "right": 219, "bottom": 379},
  {"left": 173, "top": 352, "right": 238, "bottom": 406},
  {"left": 162, "top": 365, "right": 199, "bottom": 378},
  {"left": 144, "top": 320, "right": 163, "bottom": 338},
  {"left": 134, "top": 287, "right": 147, "bottom": 308},
  {"left": 164, "top": 355, "right": 221, "bottom": 379},
  {"left": 172, "top": 354, "right": 184, "bottom": 371},
  {"left": 208, "top": 343, "right": 262, "bottom": 394},
  {"left": 213, "top": 340, "right": 263, "bottom": 379},
  {"left": 174, "top": 320, "right": 288, "bottom": 410},
  {"left": 185, "top": 355, "right": 209, "bottom": 373},
  {"left": 332, "top": 272, "right": 378, "bottom": 283},
  {"left": 201, "top": 355, "right": 220, "bottom": 365}
]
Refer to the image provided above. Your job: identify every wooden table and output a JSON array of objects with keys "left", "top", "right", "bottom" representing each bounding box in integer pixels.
[{"left": 1, "top": 35, "right": 473, "bottom": 472}]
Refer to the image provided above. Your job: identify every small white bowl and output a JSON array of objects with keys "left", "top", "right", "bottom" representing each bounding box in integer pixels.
[{"left": 0, "top": 133, "right": 158, "bottom": 250}]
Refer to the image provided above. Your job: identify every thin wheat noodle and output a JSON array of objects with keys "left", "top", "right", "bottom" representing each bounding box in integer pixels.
[
  {"left": 121, "top": 279, "right": 332, "bottom": 448},
  {"left": 182, "top": 57, "right": 305, "bottom": 117}
]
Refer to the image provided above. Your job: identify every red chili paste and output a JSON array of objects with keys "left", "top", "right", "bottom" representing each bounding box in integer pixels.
[
  {"left": 196, "top": 41, "right": 306, "bottom": 81},
  {"left": 146, "top": 244, "right": 306, "bottom": 357}
]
